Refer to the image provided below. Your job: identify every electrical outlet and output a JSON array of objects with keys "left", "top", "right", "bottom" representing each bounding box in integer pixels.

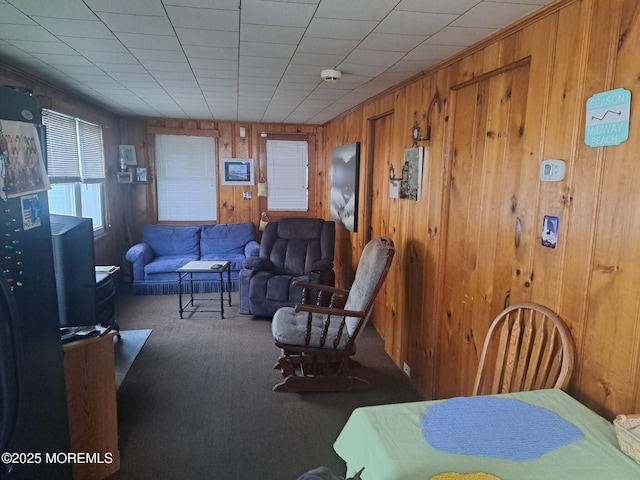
[{"left": 403, "top": 362, "right": 411, "bottom": 377}]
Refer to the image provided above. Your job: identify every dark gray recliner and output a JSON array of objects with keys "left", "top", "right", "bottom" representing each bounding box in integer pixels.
[{"left": 239, "top": 218, "right": 335, "bottom": 317}]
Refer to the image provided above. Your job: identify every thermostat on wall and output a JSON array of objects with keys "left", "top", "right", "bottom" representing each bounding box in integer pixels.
[{"left": 540, "top": 159, "right": 565, "bottom": 182}]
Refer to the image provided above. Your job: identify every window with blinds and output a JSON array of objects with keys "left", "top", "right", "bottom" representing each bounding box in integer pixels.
[
  {"left": 42, "top": 110, "right": 105, "bottom": 231},
  {"left": 42, "top": 110, "right": 104, "bottom": 183},
  {"left": 155, "top": 134, "right": 217, "bottom": 221},
  {"left": 266, "top": 140, "right": 308, "bottom": 211}
]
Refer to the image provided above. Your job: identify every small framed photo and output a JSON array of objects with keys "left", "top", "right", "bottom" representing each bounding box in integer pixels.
[
  {"left": 117, "top": 171, "right": 133, "bottom": 183},
  {"left": 136, "top": 167, "right": 148, "bottom": 182},
  {"left": 220, "top": 158, "right": 254, "bottom": 186},
  {"left": 119, "top": 144, "right": 137, "bottom": 166}
]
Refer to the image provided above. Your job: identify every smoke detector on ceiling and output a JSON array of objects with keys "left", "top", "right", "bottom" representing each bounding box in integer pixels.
[{"left": 321, "top": 69, "right": 342, "bottom": 83}]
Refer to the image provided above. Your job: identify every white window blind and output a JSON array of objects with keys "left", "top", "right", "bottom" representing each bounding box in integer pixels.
[
  {"left": 155, "top": 134, "right": 217, "bottom": 221},
  {"left": 266, "top": 140, "right": 308, "bottom": 211},
  {"left": 42, "top": 110, "right": 104, "bottom": 183}
]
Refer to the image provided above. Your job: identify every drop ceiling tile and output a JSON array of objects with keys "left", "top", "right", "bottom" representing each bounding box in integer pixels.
[
  {"left": 85, "top": 0, "right": 167, "bottom": 16},
  {"left": 297, "top": 37, "right": 358, "bottom": 55},
  {"left": 375, "top": 11, "right": 457, "bottom": 36},
  {"left": 343, "top": 49, "right": 405, "bottom": 67},
  {"left": 9, "top": 0, "right": 98, "bottom": 20},
  {"left": 183, "top": 45, "right": 237, "bottom": 60},
  {"left": 165, "top": 6, "right": 239, "bottom": 31},
  {"left": 314, "top": 0, "right": 394, "bottom": 21},
  {"left": 405, "top": 43, "right": 466, "bottom": 61},
  {"left": 0, "top": 4, "right": 36, "bottom": 25},
  {"left": 95, "top": 12, "right": 173, "bottom": 35},
  {"left": 451, "top": 1, "right": 542, "bottom": 29},
  {"left": 58, "top": 37, "right": 128, "bottom": 53},
  {"left": 31, "top": 53, "right": 95, "bottom": 67},
  {"left": 395, "top": 0, "right": 481, "bottom": 15},
  {"left": 240, "top": 24, "right": 305, "bottom": 44},
  {"left": 289, "top": 52, "right": 345, "bottom": 67},
  {"left": 426, "top": 26, "right": 498, "bottom": 47},
  {"left": 113, "top": 32, "right": 181, "bottom": 50},
  {"left": 164, "top": 0, "right": 239, "bottom": 9},
  {"left": 241, "top": 0, "right": 316, "bottom": 28},
  {"left": 94, "top": 62, "right": 148, "bottom": 74},
  {"left": 194, "top": 68, "right": 238, "bottom": 79},
  {"left": 8, "top": 40, "right": 76, "bottom": 56},
  {"left": 0, "top": 24, "right": 59, "bottom": 42},
  {"left": 198, "top": 76, "right": 237, "bottom": 87},
  {"left": 189, "top": 58, "right": 237, "bottom": 70},
  {"left": 81, "top": 51, "right": 142, "bottom": 64},
  {"left": 176, "top": 28, "right": 237, "bottom": 47},
  {"left": 240, "top": 41, "right": 296, "bottom": 58},
  {"left": 139, "top": 60, "right": 192, "bottom": 72},
  {"left": 0, "top": 0, "right": 554, "bottom": 123},
  {"left": 337, "top": 62, "right": 387, "bottom": 78},
  {"left": 30, "top": 17, "right": 114, "bottom": 38},
  {"left": 306, "top": 18, "right": 377, "bottom": 41},
  {"left": 359, "top": 33, "right": 426, "bottom": 52}
]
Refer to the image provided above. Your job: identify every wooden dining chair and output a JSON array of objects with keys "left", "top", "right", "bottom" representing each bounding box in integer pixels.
[
  {"left": 472, "top": 303, "right": 576, "bottom": 396},
  {"left": 271, "top": 237, "right": 395, "bottom": 392}
]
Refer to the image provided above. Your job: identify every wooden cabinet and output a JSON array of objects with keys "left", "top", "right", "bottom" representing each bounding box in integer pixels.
[{"left": 63, "top": 333, "right": 120, "bottom": 479}]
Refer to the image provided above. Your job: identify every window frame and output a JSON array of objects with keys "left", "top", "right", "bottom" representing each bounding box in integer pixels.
[
  {"left": 154, "top": 133, "right": 218, "bottom": 222},
  {"left": 258, "top": 132, "right": 316, "bottom": 221},
  {"left": 42, "top": 109, "right": 106, "bottom": 234}
]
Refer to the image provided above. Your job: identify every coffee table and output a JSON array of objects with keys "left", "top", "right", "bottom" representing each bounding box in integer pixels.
[{"left": 177, "top": 260, "right": 231, "bottom": 319}]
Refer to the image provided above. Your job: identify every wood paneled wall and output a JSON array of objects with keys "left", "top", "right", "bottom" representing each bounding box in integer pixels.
[
  {"left": 4, "top": 0, "right": 640, "bottom": 419},
  {"left": 321, "top": 0, "right": 640, "bottom": 419},
  {"left": 124, "top": 118, "right": 325, "bottom": 234}
]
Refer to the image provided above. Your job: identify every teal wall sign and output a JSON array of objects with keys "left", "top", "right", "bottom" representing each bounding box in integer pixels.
[{"left": 585, "top": 88, "right": 631, "bottom": 147}]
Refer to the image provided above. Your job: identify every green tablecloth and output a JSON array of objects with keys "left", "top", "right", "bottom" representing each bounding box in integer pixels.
[{"left": 333, "top": 389, "right": 640, "bottom": 479}]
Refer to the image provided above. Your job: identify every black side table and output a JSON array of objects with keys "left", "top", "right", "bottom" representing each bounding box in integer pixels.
[{"left": 96, "top": 271, "right": 121, "bottom": 338}]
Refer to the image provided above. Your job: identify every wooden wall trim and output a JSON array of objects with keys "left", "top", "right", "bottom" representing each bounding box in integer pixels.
[
  {"left": 451, "top": 57, "right": 531, "bottom": 90},
  {"left": 146, "top": 126, "right": 219, "bottom": 137}
]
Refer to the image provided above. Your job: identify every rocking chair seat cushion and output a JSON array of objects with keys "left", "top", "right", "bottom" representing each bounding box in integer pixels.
[{"left": 272, "top": 307, "right": 351, "bottom": 350}]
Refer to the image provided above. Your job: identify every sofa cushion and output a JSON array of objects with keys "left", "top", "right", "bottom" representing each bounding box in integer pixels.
[
  {"left": 143, "top": 224, "right": 200, "bottom": 257},
  {"left": 200, "top": 222, "right": 255, "bottom": 257},
  {"left": 144, "top": 255, "right": 198, "bottom": 275}
]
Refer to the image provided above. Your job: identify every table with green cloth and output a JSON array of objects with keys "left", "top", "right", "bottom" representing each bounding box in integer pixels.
[{"left": 333, "top": 389, "right": 640, "bottom": 480}]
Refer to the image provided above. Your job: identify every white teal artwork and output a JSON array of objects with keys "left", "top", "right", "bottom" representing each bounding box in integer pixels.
[{"left": 585, "top": 88, "right": 631, "bottom": 147}]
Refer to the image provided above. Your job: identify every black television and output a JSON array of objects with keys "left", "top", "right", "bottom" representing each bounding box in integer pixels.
[{"left": 50, "top": 214, "right": 97, "bottom": 327}]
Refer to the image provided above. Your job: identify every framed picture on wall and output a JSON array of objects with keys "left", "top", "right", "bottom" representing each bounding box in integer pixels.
[
  {"left": 330, "top": 142, "right": 360, "bottom": 232},
  {"left": 118, "top": 144, "right": 137, "bottom": 166},
  {"left": 220, "top": 158, "right": 254, "bottom": 186},
  {"left": 117, "top": 171, "right": 133, "bottom": 183}
]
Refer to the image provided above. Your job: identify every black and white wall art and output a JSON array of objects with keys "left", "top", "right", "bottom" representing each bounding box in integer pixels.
[{"left": 330, "top": 142, "right": 360, "bottom": 232}]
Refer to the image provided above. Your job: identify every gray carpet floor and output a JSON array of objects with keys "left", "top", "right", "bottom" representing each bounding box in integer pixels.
[{"left": 108, "top": 287, "right": 423, "bottom": 480}]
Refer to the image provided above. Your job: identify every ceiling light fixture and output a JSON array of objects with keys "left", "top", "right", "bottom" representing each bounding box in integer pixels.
[{"left": 321, "top": 69, "right": 342, "bottom": 83}]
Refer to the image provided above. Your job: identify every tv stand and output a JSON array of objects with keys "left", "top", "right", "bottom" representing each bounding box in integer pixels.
[{"left": 63, "top": 332, "right": 120, "bottom": 479}]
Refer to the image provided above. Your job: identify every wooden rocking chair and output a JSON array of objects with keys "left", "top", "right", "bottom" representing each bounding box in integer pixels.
[
  {"left": 472, "top": 302, "right": 576, "bottom": 396},
  {"left": 271, "top": 237, "right": 395, "bottom": 392}
]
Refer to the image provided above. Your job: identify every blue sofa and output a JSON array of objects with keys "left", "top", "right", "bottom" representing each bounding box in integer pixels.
[{"left": 126, "top": 222, "right": 259, "bottom": 295}]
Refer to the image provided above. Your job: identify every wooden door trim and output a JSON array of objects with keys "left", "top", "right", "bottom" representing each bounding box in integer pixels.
[{"left": 364, "top": 110, "right": 394, "bottom": 244}]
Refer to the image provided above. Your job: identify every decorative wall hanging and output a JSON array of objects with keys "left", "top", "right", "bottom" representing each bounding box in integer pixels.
[
  {"left": 0, "top": 120, "right": 50, "bottom": 199},
  {"left": 220, "top": 158, "right": 254, "bottom": 186},
  {"left": 396, "top": 147, "right": 424, "bottom": 201},
  {"left": 330, "top": 142, "right": 360, "bottom": 232},
  {"left": 118, "top": 144, "right": 137, "bottom": 167},
  {"left": 585, "top": 88, "right": 631, "bottom": 147}
]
